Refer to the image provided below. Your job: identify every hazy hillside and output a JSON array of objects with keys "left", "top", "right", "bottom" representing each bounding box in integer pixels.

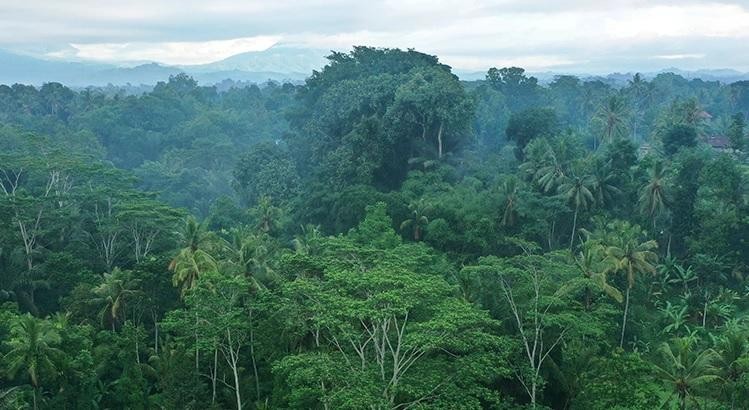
[{"left": 0, "top": 45, "right": 327, "bottom": 87}]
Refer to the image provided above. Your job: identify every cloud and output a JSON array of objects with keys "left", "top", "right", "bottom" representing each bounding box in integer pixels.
[
  {"left": 2, "top": 0, "right": 749, "bottom": 72},
  {"left": 65, "top": 36, "right": 280, "bottom": 65},
  {"left": 653, "top": 54, "right": 706, "bottom": 60}
]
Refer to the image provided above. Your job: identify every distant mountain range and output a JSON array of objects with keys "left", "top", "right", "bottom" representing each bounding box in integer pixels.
[
  {"left": 456, "top": 67, "right": 749, "bottom": 85},
  {"left": 0, "top": 45, "right": 329, "bottom": 87},
  {"left": 2, "top": 45, "right": 749, "bottom": 88}
]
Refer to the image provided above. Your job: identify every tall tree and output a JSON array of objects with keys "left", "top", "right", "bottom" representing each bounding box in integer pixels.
[
  {"left": 594, "top": 95, "right": 630, "bottom": 149},
  {"left": 558, "top": 174, "right": 595, "bottom": 248},
  {"left": 639, "top": 161, "right": 669, "bottom": 229},
  {"left": 387, "top": 66, "right": 472, "bottom": 159},
  {"left": 728, "top": 113, "right": 746, "bottom": 152},
  {"left": 602, "top": 222, "right": 658, "bottom": 348},
  {"left": 91, "top": 268, "right": 143, "bottom": 331},
  {"left": 399, "top": 199, "right": 429, "bottom": 240},
  {"left": 506, "top": 107, "right": 558, "bottom": 160},
  {"left": 2, "top": 314, "right": 64, "bottom": 410},
  {"left": 169, "top": 217, "right": 217, "bottom": 296},
  {"left": 462, "top": 249, "right": 578, "bottom": 409},
  {"left": 653, "top": 337, "right": 720, "bottom": 410}
]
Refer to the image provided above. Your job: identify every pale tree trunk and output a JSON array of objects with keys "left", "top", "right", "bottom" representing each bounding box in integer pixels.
[
  {"left": 132, "top": 226, "right": 159, "bottom": 263},
  {"left": 194, "top": 313, "right": 200, "bottom": 372},
  {"left": 211, "top": 347, "right": 218, "bottom": 404},
  {"left": 620, "top": 286, "right": 631, "bottom": 348},
  {"left": 135, "top": 335, "right": 141, "bottom": 365},
  {"left": 225, "top": 329, "right": 243, "bottom": 410},
  {"left": 249, "top": 309, "right": 260, "bottom": 401},
  {"left": 499, "top": 262, "right": 568, "bottom": 409},
  {"left": 548, "top": 219, "right": 556, "bottom": 250},
  {"left": 569, "top": 206, "right": 578, "bottom": 249},
  {"left": 152, "top": 311, "right": 159, "bottom": 354},
  {"left": 436, "top": 120, "right": 444, "bottom": 159},
  {"left": 329, "top": 311, "right": 434, "bottom": 408}
]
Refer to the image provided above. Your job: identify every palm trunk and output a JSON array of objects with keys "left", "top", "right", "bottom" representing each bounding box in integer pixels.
[
  {"left": 548, "top": 219, "right": 556, "bottom": 249},
  {"left": 702, "top": 298, "right": 708, "bottom": 328},
  {"left": 569, "top": 207, "right": 578, "bottom": 249},
  {"left": 135, "top": 336, "right": 140, "bottom": 365},
  {"left": 194, "top": 313, "right": 199, "bottom": 371},
  {"left": 211, "top": 347, "right": 218, "bottom": 404},
  {"left": 249, "top": 310, "right": 260, "bottom": 401},
  {"left": 437, "top": 120, "right": 444, "bottom": 159},
  {"left": 620, "top": 286, "right": 631, "bottom": 348}
]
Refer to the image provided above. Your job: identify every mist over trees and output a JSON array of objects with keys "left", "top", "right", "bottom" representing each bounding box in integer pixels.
[{"left": 1, "top": 46, "right": 749, "bottom": 409}]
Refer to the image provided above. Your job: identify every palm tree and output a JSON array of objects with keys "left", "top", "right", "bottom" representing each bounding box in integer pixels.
[
  {"left": 535, "top": 152, "right": 566, "bottom": 193},
  {"left": 292, "top": 224, "right": 323, "bottom": 255},
  {"left": 400, "top": 199, "right": 430, "bottom": 240},
  {"left": 0, "top": 387, "right": 22, "bottom": 409},
  {"left": 170, "top": 249, "right": 217, "bottom": 296},
  {"left": 558, "top": 174, "right": 595, "bottom": 248},
  {"left": 573, "top": 240, "right": 623, "bottom": 309},
  {"left": 716, "top": 327, "right": 749, "bottom": 408},
  {"left": 653, "top": 337, "right": 720, "bottom": 410},
  {"left": 224, "top": 228, "right": 278, "bottom": 290},
  {"left": 498, "top": 179, "right": 520, "bottom": 227},
  {"left": 627, "top": 73, "right": 651, "bottom": 141},
  {"left": 3, "top": 314, "right": 64, "bottom": 410},
  {"left": 604, "top": 223, "right": 658, "bottom": 348},
  {"left": 251, "top": 196, "right": 282, "bottom": 233},
  {"left": 639, "top": 161, "right": 669, "bottom": 228},
  {"left": 594, "top": 95, "right": 631, "bottom": 148},
  {"left": 589, "top": 162, "right": 621, "bottom": 208},
  {"left": 169, "top": 217, "right": 217, "bottom": 296},
  {"left": 91, "top": 268, "right": 142, "bottom": 331}
]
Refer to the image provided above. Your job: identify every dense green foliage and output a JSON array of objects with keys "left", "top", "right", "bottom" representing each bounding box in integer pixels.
[{"left": 1, "top": 47, "right": 749, "bottom": 409}]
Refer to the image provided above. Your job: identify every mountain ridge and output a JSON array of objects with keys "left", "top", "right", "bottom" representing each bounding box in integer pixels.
[{"left": 2, "top": 47, "right": 749, "bottom": 88}]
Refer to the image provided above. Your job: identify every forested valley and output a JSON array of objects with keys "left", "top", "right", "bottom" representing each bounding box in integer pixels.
[{"left": 1, "top": 46, "right": 749, "bottom": 409}]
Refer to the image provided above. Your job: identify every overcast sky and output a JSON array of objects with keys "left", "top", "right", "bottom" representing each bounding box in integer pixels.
[{"left": 2, "top": 0, "right": 749, "bottom": 73}]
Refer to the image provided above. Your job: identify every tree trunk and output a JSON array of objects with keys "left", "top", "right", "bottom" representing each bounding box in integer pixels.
[
  {"left": 620, "top": 286, "right": 631, "bottom": 348},
  {"left": 702, "top": 298, "right": 709, "bottom": 328},
  {"left": 232, "top": 360, "right": 242, "bottom": 410},
  {"left": 135, "top": 335, "right": 140, "bottom": 365},
  {"left": 437, "top": 120, "right": 444, "bottom": 159},
  {"left": 569, "top": 207, "right": 578, "bottom": 249},
  {"left": 227, "top": 330, "right": 243, "bottom": 410},
  {"left": 249, "top": 310, "right": 260, "bottom": 401},
  {"left": 212, "top": 347, "right": 218, "bottom": 404},
  {"left": 194, "top": 313, "right": 199, "bottom": 371},
  {"left": 548, "top": 219, "right": 556, "bottom": 249},
  {"left": 530, "top": 382, "right": 536, "bottom": 409}
]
